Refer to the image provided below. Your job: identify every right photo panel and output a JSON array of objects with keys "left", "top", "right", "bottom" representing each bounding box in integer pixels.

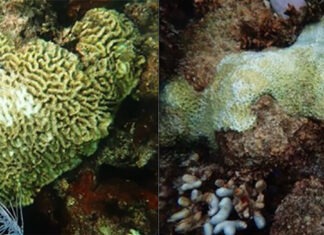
[{"left": 159, "top": 1, "right": 324, "bottom": 235}]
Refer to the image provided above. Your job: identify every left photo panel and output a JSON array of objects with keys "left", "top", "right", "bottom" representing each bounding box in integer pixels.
[{"left": 0, "top": 0, "right": 158, "bottom": 234}]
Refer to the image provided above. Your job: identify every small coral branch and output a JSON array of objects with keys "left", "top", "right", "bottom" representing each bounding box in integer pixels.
[{"left": 167, "top": 166, "right": 268, "bottom": 234}]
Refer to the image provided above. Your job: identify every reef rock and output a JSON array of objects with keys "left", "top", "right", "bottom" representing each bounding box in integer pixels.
[
  {"left": 160, "top": 17, "right": 324, "bottom": 147},
  {"left": 271, "top": 177, "right": 324, "bottom": 235},
  {"left": 0, "top": 8, "right": 144, "bottom": 205},
  {"left": 217, "top": 95, "right": 324, "bottom": 168}
]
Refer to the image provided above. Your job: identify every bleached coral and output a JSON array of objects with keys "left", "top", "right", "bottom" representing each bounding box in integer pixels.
[
  {"left": 168, "top": 171, "right": 267, "bottom": 234},
  {"left": 160, "top": 18, "right": 324, "bottom": 146},
  {"left": 160, "top": 78, "right": 214, "bottom": 146}
]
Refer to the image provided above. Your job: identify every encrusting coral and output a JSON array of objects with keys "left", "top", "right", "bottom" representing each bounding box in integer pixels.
[
  {"left": 0, "top": 8, "right": 144, "bottom": 205},
  {"left": 160, "top": 2, "right": 323, "bottom": 235},
  {"left": 160, "top": 17, "right": 324, "bottom": 147}
]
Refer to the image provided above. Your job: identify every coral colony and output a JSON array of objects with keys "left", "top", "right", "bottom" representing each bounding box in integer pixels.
[
  {"left": 168, "top": 171, "right": 267, "bottom": 235},
  {"left": 162, "top": 8, "right": 324, "bottom": 235},
  {"left": 160, "top": 18, "right": 324, "bottom": 146},
  {"left": 0, "top": 0, "right": 158, "bottom": 234},
  {"left": 0, "top": 8, "right": 144, "bottom": 205}
]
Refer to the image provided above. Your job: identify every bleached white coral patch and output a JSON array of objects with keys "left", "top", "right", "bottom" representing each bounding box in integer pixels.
[
  {"left": 0, "top": 71, "right": 40, "bottom": 126},
  {"left": 160, "top": 18, "right": 324, "bottom": 144},
  {"left": 14, "top": 86, "right": 41, "bottom": 116}
]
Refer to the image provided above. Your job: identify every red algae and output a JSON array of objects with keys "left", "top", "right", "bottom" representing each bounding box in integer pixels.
[
  {"left": 56, "top": 165, "right": 157, "bottom": 235},
  {"left": 66, "top": 169, "right": 158, "bottom": 214}
]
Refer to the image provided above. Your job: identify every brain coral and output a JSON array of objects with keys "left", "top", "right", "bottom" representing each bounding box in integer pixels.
[
  {"left": 0, "top": 8, "right": 144, "bottom": 205},
  {"left": 160, "top": 18, "right": 324, "bottom": 146},
  {"left": 68, "top": 8, "right": 145, "bottom": 106}
]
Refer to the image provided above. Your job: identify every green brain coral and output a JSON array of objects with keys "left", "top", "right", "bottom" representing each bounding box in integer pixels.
[
  {"left": 160, "top": 18, "right": 324, "bottom": 146},
  {"left": 0, "top": 8, "right": 144, "bottom": 205},
  {"left": 69, "top": 8, "right": 145, "bottom": 105}
]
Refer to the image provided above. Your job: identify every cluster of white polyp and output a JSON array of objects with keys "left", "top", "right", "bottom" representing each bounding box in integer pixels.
[{"left": 168, "top": 174, "right": 267, "bottom": 235}]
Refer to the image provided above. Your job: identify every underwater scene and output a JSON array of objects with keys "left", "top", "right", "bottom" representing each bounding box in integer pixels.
[
  {"left": 160, "top": 0, "right": 323, "bottom": 235},
  {"left": 0, "top": 0, "right": 323, "bottom": 234},
  {"left": 0, "top": 0, "right": 158, "bottom": 234}
]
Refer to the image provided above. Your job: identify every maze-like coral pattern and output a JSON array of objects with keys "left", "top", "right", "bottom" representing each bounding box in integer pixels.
[
  {"left": 70, "top": 9, "right": 145, "bottom": 108},
  {"left": 0, "top": 8, "right": 144, "bottom": 205}
]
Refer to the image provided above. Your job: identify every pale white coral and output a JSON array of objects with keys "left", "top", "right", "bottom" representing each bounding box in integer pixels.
[
  {"left": 213, "top": 220, "right": 247, "bottom": 235},
  {"left": 210, "top": 197, "right": 232, "bottom": 225},
  {"left": 160, "top": 18, "right": 324, "bottom": 145},
  {"left": 168, "top": 170, "right": 267, "bottom": 234},
  {"left": 0, "top": 72, "right": 41, "bottom": 127}
]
